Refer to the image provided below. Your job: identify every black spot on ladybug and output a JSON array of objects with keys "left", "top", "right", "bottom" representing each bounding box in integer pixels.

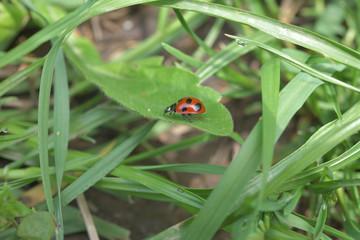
[
  {"left": 182, "top": 107, "right": 187, "bottom": 112},
  {"left": 194, "top": 103, "right": 202, "bottom": 112},
  {"left": 186, "top": 98, "right": 192, "bottom": 104}
]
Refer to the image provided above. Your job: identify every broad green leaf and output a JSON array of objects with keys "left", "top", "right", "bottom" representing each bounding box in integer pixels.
[
  {"left": 17, "top": 211, "right": 56, "bottom": 240},
  {"left": 64, "top": 36, "right": 233, "bottom": 136},
  {"left": 0, "top": 184, "right": 31, "bottom": 219},
  {"left": 152, "top": 0, "right": 360, "bottom": 71}
]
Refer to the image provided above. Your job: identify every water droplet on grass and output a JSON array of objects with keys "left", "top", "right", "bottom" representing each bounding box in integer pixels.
[{"left": 236, "top": 39, "right": 249, "bottom": 47}]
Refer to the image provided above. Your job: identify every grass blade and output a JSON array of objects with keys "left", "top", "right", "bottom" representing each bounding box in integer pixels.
[
  {"left": 225, "top": 34, "right": 360, "bottom": 92},
  {"left": 196, "top": 31, "right": 274, "bottom": 83},
  {"left": 0, "top": 0, "right": 162, "bottom": 68},
  {"left": 53, "top": 48, "right": 70, "bottom": 239},
  {"left": 111, "top": 166, "right": 205, "bottom": 209},
  {"left": 161, "top": 42, "right": 203, "bottom": 67},
  {"left": 293, "top": 212, "right": 355, "bottom": 240},
  {"left": 134, "top": 163, "right": 226, "bottom": 175},
  {"left": 182, "top": 73, "right": 322, "bottom": 239},
  {"left": 38, "top": 37, "right": 66, "bottom": 213},
  {"left": 60, "top": 121, "right": 156, "bottom": 206},
  {"left": 152, "top": 0, "right": 360, "bottom": 70},
  {"left": 309, "top": 179, "right": 360, "bottom": 194},
  {"left": 0, "top": 58, "right": 44, "bottom": 97},
  {"left": 261, "top": 58, "right": 280, "bottom": 177},
  {"left": 123, "top": 133, "right": 217, "bottom": 164},
  {"left": 173, "top": 9, "right": 214, "bottom": 56},
  {"left": 314, "top": 201, "right": 327, "bottom": 240}
]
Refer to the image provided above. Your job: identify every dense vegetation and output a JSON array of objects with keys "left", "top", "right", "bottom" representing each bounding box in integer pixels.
[{"left": 1, "top": 0, "right": 360, "bottom": 239}]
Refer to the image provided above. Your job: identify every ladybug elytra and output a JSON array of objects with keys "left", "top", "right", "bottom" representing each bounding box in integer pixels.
[{"left": 163, "top": 97, "right": 206, "bottom": 123}]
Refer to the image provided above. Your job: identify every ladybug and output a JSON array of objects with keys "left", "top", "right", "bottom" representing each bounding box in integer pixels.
[{"left": 163, "top": 97, "right": 206, "bottom": 123}]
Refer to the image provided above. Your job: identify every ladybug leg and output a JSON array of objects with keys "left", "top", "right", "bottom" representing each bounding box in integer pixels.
[
  {"left": 182, "top": 114, "right": 192, "bottom": 123},
  {"left": 188, "top": 114, "right": 198, "bottom": 120}
]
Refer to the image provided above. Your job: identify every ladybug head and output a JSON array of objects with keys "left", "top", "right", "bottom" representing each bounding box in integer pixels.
[{"left": 163, "top": 103, "right": 176, "bottom": 115}]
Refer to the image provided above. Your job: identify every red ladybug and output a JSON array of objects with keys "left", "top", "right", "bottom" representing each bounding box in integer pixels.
[{"left": 163, "top": 97, "right": 206, "bottom": 123}]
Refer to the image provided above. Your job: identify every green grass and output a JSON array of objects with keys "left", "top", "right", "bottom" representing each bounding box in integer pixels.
[{"left": 0, "top": 0, "right": 360, "bottom": 239}]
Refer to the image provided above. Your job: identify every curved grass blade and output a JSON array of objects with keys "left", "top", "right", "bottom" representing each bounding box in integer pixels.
[
  {"left": 196, "top": 31, "right": 273, "bottom": 83},
  {"left": 60, "top": 121, "right": 156, "bottom": 206},
  {"left": 293, "top": 212, "right": 355, "bottom": 240},
  {"left": 152, "top": 0, "right": 360, "bottom": 71},
  {"left": 0, "top": 58, "right": 45, "bottom": 97},
  {"left": 278, "top": 142, "right": 360, "bottom": 192},
  {"left": 314, "top": 201, "right": 328, "bottom": 240},
  {"left": 147, "top": 218, "right": 193, "bottom": 240},
  {"left": 309, "top": 179, "right": 360, "bottom": 194},
  {"left": 225, "top": 34, "right": 360, "bottom": 93},
  {"left": 284, "top": 213, "right": 331, "bottom": 240},
  {"left": 262, "top": 102, "right": 360, "bottom": 197},
  {"left": 173, "top": 9, "right": 215, "bottom": 56},
  {"left": 236, "top": 102, "right": 360, "bottom": 229},
  {"left": 134, "top": 163, "right": 226, "bottom": 175},
  {"left": 0, "top": 130, "right": 36, "bottom": 142},
  {"left": 123, "top": 133, "right": 217, "bottom": 164},
  {"left": 111, "top": 165, "right": 205, "bottom": 209},
  {"left": 0, "top": 0, "right": 95, "bottom": 68},
  {"left": 162, "top": 43, "right": 203, "bottom": 68}
]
